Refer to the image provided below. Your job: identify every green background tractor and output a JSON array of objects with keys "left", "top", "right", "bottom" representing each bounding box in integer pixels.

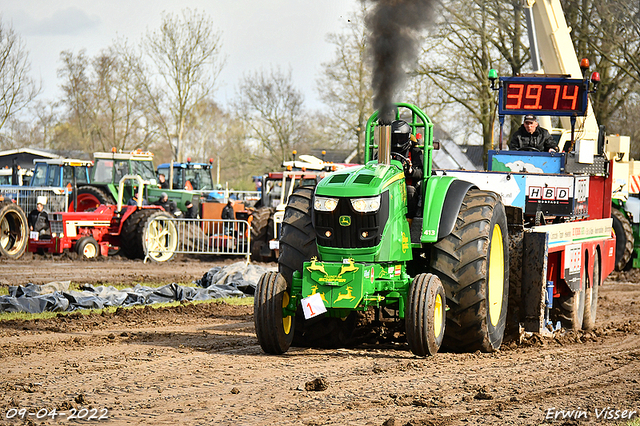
[
  {"left": 254, "top": 103, "right": 509, "bottom": 356},
  {"left": 75, "top": 151, "right": 199, "bottom": 214}
]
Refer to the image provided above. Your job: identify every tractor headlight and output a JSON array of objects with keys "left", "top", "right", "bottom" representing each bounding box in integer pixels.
[
  {"left": 314, "top": 196, "right": 338, "bottom": 212},
  {"left": 351, "top": 195, "right": 381, "bottom": 213}
]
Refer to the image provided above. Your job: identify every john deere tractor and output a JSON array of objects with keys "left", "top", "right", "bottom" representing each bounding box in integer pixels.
[{"left": 254, "top": 103, "right": 509, "bottom": 356}]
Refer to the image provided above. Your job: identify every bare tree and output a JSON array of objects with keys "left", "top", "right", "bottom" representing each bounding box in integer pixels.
[
  {"left": 56, "top": 50, "right": 94, "bottom": 151},
  {"left": 55, "top": 47, "right": 156, "bottom": 152},
  {"left": 0, "top": 18, "right": 40, "bottom": 134},
  {"left": 316, "top": 1, "right": 373, "bottom": 163},
  {"left": 562, "top": 0, "right": 640, "bottom": 141},
  {"left": 143, "top": 8, "right": 225, "bottom": 162},
  {"left": 414, "top": 0, "right": 530, "bottom": 165},
  {"left": 236, "top": 67, "right": 306, "bottom": 170}
]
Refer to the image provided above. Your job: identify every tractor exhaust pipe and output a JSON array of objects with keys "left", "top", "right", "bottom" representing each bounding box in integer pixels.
[{"left": 376, "top": 125, "right": 391, "bottom": 165}]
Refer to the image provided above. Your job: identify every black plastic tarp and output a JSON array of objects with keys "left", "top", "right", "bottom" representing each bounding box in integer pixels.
[{"left": 0, "top": 262, "right": 275, "bottom": 314}]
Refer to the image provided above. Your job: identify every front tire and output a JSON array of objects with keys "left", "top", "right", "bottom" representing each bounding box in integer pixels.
[
  {"left": 406, "top": 273, "right": 446, "bottom": 356},
  {"left": 254, "top": 271, "right": 295, "bottom": 354},
  {"left": 76, "top": 236, "right": 99, "bottom": 259},
  {"left": 430, "top": 189, "right": 509, "bottom": 352},
  {"left": 0, "top": 202, "right": 28, "bottom": 259}
]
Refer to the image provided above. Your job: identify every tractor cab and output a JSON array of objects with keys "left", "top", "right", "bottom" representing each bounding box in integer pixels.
[
  {"left": 156, "top": 159, "right": 215, "bottom": 192},
  {"left": 30, "top": 159, "right": 92, "bottom": 188}
]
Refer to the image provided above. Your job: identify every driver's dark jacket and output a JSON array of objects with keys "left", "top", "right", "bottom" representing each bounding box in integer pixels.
[
  {"left": 28, "top": 209, "right": 49, "bottom": 232},
  {"left": 509, "top": 125, "right": 557, "bottom": 151},
  {"left": 393, "top": 144, "right": 423, "bottom": 183}
]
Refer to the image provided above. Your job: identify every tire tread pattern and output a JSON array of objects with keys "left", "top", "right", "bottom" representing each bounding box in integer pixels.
[
  {"left": 430, "top": 189, "right": 508, "bottom": 352},
  {"left": 254, "top": 271, "right": 293, "bottom": 354}
]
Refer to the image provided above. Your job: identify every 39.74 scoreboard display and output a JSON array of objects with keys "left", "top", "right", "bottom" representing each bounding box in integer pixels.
[{"left": 498, "top": 77, "right": 588, "bottom": 117}]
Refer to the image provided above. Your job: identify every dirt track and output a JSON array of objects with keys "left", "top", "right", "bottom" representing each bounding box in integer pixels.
[{"left": 1, "top": 257, "right": 639, "bottom": 425}]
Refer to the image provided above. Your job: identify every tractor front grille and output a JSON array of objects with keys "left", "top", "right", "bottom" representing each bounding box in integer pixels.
[
  {"left": 48, "top": 214, "right": 64, "bottom": 235},
  {"left": 313, "top": 192, "right": 389, "bottom": 249}
]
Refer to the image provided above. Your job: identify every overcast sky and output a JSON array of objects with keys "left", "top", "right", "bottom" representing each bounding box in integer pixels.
[{"left": 0, "top": 0, "right": 358, "bottom": 110}]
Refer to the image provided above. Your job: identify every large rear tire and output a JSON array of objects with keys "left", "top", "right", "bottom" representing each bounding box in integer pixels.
[
  {"left": 279, "top": 187, "right": 318, "bottom": 284},
  {"left": 70, "top": 186, "right": 115, "bottom": 212},
  {"left": 583, "top": 251, "right": 600, "bottom": 330},
  {"left": 406, "top": 273, "right": 446, "bottom": 356},
  {"left": 0, "top": 202, "right": 28, "bottom": 259},
  {"left": 430, "top": 189, "right": 509, "bottom": 352},
  {"left": 254, "top": 271, "right": 295, "bottom": 354},
  {"left": 611, "top": 208, "right": 634, "bottom": 271},
  {"left": 250, "top": 206, "right": 274, "bottom": 262},
  {"left": 121, "top": 210, "right": 152, "bottom": 259}
]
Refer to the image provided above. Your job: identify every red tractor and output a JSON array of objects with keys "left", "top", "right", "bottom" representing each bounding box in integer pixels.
[{"left": 28, "top": 176, "right": 178, "bottom": 262}]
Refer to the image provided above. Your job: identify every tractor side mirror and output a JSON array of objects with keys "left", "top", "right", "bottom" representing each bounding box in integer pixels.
[{"left": 433, "top": 140, "right": 441, "bottom": 150}]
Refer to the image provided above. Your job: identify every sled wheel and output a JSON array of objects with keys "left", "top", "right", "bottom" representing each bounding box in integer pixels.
[
  {"left": 254, "top": 271, "right": 295, "bottom": 354},
  {"left": 0, "top": 202, "right": 28, "bottom": 259},
  {"left": 583, "top": 250, "right": 600, "bottom": 330},
  {"left": 611, "top": 208, "right": 634, "bottom": 271},
  {"left": 76, "top": 236, "right": 99, "bottom": 259},
  {"left": 406, "top": 273, "right": 446, "bottom": 356},
  {"left": 431, "top": 189, "right": 509, "bottom": 352},
  {"left": 556, "top": 255, "right": 586, "bottom": 330}
]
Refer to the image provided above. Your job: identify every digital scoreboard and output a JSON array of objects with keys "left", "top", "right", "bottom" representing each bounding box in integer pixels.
[{"left": 498, "top": 77, "right": 588, "bottom": 117}]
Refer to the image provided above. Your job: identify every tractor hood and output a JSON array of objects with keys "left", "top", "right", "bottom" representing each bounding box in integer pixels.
[{"left": 315, "top": 161, "right": 404, "bottom": 198}]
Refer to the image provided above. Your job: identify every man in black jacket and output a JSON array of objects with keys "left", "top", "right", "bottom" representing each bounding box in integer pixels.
[
  {"left": 153, "top": 192, "right": 179, "bottom": 216},
  {"left": 28, "top": 199, "right": 50, "bottom": 237},
  {"left": 509, "top": 115, "right": 558, "bottom": 152}
]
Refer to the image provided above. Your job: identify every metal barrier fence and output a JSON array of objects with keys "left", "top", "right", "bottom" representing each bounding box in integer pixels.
[
  {"left": 145, "top": 217, "right": 251, "bottom": 262},
  {"left": 0, "top": 187, "right": 69, "bottom": 214}
]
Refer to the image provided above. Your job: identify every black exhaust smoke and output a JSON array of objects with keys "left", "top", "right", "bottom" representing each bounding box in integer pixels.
[{"left": 367, "top": 0, "right": 434, "bottom": 124}]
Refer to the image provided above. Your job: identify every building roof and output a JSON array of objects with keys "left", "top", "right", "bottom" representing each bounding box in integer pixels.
[{"left": 0, "top": 148, "right": 61, "bottom": 159}]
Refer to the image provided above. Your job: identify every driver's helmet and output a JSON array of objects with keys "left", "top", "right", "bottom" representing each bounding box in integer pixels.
[{"left": 391, "top": 120, "right": 412, "bottom": 155}]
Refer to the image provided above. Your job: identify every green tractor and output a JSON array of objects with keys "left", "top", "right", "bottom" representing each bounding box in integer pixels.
[
  {"left": 75, "top": 151, "right": 199, "bottom": 214},
  {"left": 254, "top": 103, "right": 509, "bottom": 356}
]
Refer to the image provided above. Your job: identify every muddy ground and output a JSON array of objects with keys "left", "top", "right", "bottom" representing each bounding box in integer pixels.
[{"left": 0, "top": 256, "right": 639, "bottom": 425}]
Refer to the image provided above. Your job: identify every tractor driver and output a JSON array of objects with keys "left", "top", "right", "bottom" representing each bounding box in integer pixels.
[
  {"left": 509, "top": 114, "right": 558, "bottom": 152},
  {"left": 390, "top": 120, "right": 423, "bottom": 217}
]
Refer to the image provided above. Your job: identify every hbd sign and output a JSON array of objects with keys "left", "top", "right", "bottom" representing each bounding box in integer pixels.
[
  {"left": 528, "top": 186, "right": 570, "bottom": 201},
  {"left": 524, "top": 175, "right": 588, "bottom": 217}
]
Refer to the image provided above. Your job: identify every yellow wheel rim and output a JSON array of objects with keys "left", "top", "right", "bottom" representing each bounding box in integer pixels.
[
  {"left": 488, "top": 224, "right": 505, "bottom": 327},
  {"left": 83, "top": 243, "right": 97, "bottom": 258},
  {"left": 282, "top": 291, "right": 292, "bottom": 334},
  {"left": 433, "top": 292, "right": 443, "bottom": 338}
]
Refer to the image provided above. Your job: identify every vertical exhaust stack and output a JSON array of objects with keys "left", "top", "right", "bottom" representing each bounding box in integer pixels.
[{"left": 377, "top": 125, "right": 392, "bottom": 165}]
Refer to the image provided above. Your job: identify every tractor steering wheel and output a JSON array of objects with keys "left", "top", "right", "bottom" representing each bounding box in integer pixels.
[
  {"left": 391, "top": 152, "right": 412, "bottom": 173},
  {"left": 518, "top": 146, "right": 541, "bottom": 152}
]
